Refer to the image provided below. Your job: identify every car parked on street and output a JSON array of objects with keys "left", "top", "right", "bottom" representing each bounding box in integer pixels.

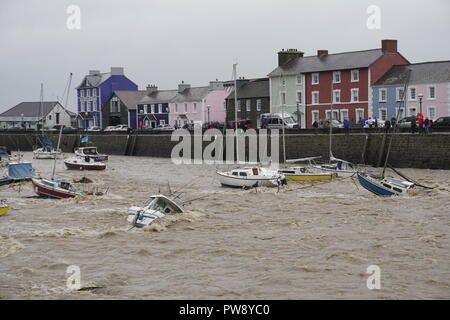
[
  {"left": 432, "top": 116, "right": 450, "bottom": 128},
  {"left": 104, "top": 126, "right": 117, "bottom": 132},
  {"left": 317, "top": 119, "right": 343, "bottom": 128},
  {"left": 86, "top": 126, "right": 102, "bottom": 132},
  {"left": 396, "top": 116, "right": 415, "bottom": 128}
]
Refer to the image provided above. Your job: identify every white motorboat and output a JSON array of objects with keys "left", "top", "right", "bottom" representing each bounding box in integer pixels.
[
  {"left": 313, "top": 157, "right": 357, "bottom": 178},
  {"left": 127, "top": 194, "right": 184, "bottom": 228},
  {"left": 33, "top": 146, "right": 62, "bottom": 159},
  {"left": 216, "top": 167, "right": 286, "bottom": 188},
  {"left": 64, "top": 156, "right": 106, "bottom": 171},
  {"left": 74, "top": 147, "right": 108, "bottom": 162}
]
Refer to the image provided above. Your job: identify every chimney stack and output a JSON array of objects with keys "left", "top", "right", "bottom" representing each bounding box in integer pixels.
[
  {"left": 381, "top": 39, "right": 398, "bottom": 53},
  {"left": 317, "top": 50, "right": 328, "bottom": 57},
  {"left": 110, "top": 67, "right": 124, "bottom": 75},
  {"left": 89, "top": 70, "right": 100, "bottom": 76},
  {"left": 278, "top": 49, "right": 304, "bottom": 67},
  {"left": 146, "top": 84, "right": 158, "bottom": 95},
  {"left": 178, "top": 81, "right": 191, "bottom": 93}
]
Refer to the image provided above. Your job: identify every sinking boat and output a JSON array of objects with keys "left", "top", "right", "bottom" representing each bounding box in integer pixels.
[
  {"left": 357, "top": 172, "right": 414, "bottom": 196},
  {"left": 31, "top": 177, "right": 83, "bottom": 199},
  {"left": 127, "top": 194, "right": 184, "bottom": 228},
  {"left": 279, "top": 166, "right": 336, "bottom": 181},
  {"left": 216, "top": 167, "right": 286, "bottom": 188},
  {"left": 313, "top": 156, "right": 357, "bottom": 178},
  {"left": 0, "top": 162, "right": 36, "bottom": 186},
  {"left": 74, "top": 147, "right": 108, "bottom": 162},
  {"left": 64, "top": 157, "right": 106, "bottom": 171},
  {"left": 0, "top": 199, "right": 8, "bottom": 215}
]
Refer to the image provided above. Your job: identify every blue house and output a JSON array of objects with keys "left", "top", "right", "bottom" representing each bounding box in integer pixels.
[
  {"left": 372, "top": 65, "right": 410, "bottom": 121},
  {"left": 76, "top": 67, "right": 138, "bottom": 129},
  {"left": 136, "top": 85, "right": 177, "bottom": 129}
]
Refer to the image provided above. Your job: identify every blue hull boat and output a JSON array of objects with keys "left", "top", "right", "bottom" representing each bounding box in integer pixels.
[{"left": 357, "top": 172, "right": 414, "bottom": 196}]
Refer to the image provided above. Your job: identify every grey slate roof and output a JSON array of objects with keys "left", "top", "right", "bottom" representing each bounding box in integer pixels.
[
  {"left": 76, "top": 72, "right": 111, "bottom": 89},
  {"left": 268, "top": 49, "right": 385, "bottom": 76},
  {"left": 112, "top": 90, "right": 147, "bottom": 110},
  {"left": 138, "top": 90, "right": 178, "bottom": 104},
  {"left": 0, "top": 101, "right": 60, "bottom": 117},
  {"left": 373, "top": 61, "right": 450, "bottom": 86},
  {"left": 226, "top": 78, "right": 269, "bottom": 100},
  {"left": 171, "top": 86, "right": 211, "bottom": 103}
]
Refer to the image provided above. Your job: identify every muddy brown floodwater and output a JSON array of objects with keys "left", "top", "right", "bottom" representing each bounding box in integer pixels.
[{"left": 0, "top": 152, "right": 449, "bottom": 299}]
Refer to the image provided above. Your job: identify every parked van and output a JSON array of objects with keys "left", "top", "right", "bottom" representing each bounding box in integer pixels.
[{"left": 260, "top": 113, "right": 298, "bottom": 129}]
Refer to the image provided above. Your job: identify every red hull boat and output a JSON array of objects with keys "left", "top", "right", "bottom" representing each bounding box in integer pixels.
[
  {"left": 64, "top": 157, "right": 106, "bottom": 171},
  {"left": 32, "top": 178, "right": 83, "bottom": 199}
]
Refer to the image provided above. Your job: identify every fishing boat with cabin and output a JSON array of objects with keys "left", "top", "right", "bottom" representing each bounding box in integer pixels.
[{"left": 64, "top": 156, "right": 106, "bottom": 171}]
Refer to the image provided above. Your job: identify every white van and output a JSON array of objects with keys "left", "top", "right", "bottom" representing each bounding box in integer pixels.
[{"left": 260, "top": 113, "right": 298, "bottom": 129}]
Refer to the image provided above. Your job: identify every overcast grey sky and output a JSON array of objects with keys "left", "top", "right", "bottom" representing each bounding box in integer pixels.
[{"left": 1, "top": 0, "right": 449, "bottom": 113}]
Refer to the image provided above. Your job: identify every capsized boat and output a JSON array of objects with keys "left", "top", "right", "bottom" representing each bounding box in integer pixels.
[
  {"left": 74, "top": 147, "right": 108, "bottom": 162},
  {"left": 31, "top": 177, "right": 83, "bottom": 199},
  {"left": 357, "top": 172, "right": 414, "bottom": 196},
  {"left": 0, "top": 199, "right": 8, "bottom": 215},
  {"left": 216, "top": 167, "right": 286, "bottom": 188},
  {"left": 313, "top": 156, "right": 358, "bottom": 178},
  {"left": 127, "top": 194, "right": 184, "bottom": 228},
  {"left": 64, "top": 157, "right": 106, "bottom": 171}
]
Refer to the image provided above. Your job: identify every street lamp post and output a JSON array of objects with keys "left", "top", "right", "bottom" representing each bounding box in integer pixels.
[
  {"left": 21, "top": 113, "right": 24, "bottom": 130},
  {"left": 207, "top": 105, "right": 211, "bottom": 125},
  {"left": 418, "top": 93, "right": 423, "bottom": 114},
  {"left": 296, "top": 102, "right": 300, "bottom": 129}
]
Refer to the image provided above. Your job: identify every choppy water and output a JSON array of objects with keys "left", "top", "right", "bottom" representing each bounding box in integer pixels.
[{"left": 0, "top": 152, "right": 449, "bottom": 299}]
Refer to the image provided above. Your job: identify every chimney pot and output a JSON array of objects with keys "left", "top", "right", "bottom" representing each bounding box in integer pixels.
[{"left": 317, "top": 50, "right": 328, "bottom": 56}]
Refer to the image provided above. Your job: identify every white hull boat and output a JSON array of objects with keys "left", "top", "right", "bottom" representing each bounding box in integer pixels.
[
  {"left": 313, "top": 157, "right": 357, "bottom": 178},
  {"left": 64, "top": 157, "right": 106, "bottom": 171},
  {"left": 127, "top": 194, "right": 183, "bottom": 228},
  {"left": 74, "top": 147, "right": 108, "bottom": 162},
  {"left": 216, "top": 167, "right": 286, "bottom": 188},
  {"left": 32, "top": 177, "right": 83, "bottom": 199},
  {"left": 33, "top": 147, "right": 62, "bottom": 159}
]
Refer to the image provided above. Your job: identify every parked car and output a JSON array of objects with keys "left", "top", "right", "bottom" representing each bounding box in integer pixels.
[
  {"left": 155, "top": 124, "right": 174, "bottom": 131},
  {"left": 396, "top": 116, "right": 415, "bottom": 128},
  {"left": 364, "top": 118, "right": 385, "bottom": 128},
  {"left": 62, "top": 126, "right": 78, "bottom": 133},
  {"left": 104, "top": 126, "right": 117, "bottom": 132},
  {"left": 432, "top": 116, "right": 450, "bottom": 128},
  {"left": 114, "top": 124, "right": 131, "bottom": 132},
  {"left": 317, "top": 119, "right": 343, "bottom": 128},
  {"left": 86, "top": 126, "right": 101, "bottom": 132}
]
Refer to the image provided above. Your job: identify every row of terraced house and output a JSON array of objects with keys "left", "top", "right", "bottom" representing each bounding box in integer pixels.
[{"left": 3, "top": 39, "right": 447, "bottom": 130}]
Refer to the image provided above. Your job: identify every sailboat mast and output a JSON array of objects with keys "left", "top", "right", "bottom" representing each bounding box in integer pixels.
[
  {"left": 281, "top": 74, "right": 286, "bottom": 163},
  {"left": 40, "top": 83, "right": 44, "bottom": 136},
  {"left": 233, "top": 63, "right": 239, "bottom": 163},
  {"left": 381, "top": 68, "right": 412, "bottom": 178},
  {"left": 329, "top": 76, "right": 333, "bottom": 159}
]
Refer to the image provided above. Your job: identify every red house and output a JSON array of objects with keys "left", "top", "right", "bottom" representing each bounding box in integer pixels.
[{"left": 271, "top": 40, "right": 409, "bottom": 128}]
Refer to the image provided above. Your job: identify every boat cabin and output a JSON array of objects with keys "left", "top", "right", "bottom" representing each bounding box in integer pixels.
[{"left": 143, "top": 195, "right": 183, "bottom": 214}]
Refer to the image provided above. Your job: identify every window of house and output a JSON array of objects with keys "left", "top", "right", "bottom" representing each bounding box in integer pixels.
[
  {"left": 296, "top": 75, "right": 302, "bottom": 85},
  {"left": 297, "top": 91, "right": 302, "bottom": 104},
  {"left": 80, "top": 90, "right": 84, "bottom": 98},
  {"left": 84, "top": 102, "right": 87, "bottom": 112},
  {"left": 110, "top": 97, "right": 120, "bottom": 113},
  {"left": 281, "top": 92, "right": 286, "bottom": 105},
  {"left": 333, "top": 71, "right": 341, "bottom": 83},
  {"left": 379, "top": 108, "right": 387, "bottom": 120},
  {"left": 409, "top": 107, "right": 416, "bottom": 116},
  {"left": 333, "top": 90, "right": 340, "bottom": 103},
  {"left": 256, "top": 99, "right": 261, "bottom": 111},
  {"left": 312, "top": 110, "right": 319, "bottom": 124},
  {"left": 356, "top": 108, "right": 364, "bottom": 122},
  {"left": 184, "top": 103, "right": 188, "bottom": 113},
  {"left": 281, "top": 77, "right": 286, "bottom": 86},
  {"left": 409, "top": 87, "right": 416, "bottom": 100},
  {"left": 312, "top": 73, "right": 319, "bottom": 85},
  {"left": 326, "top": 110, "right": 338, "bottom": 120},
  {"left": 428, "top": 86, "right": 436, "bottom": 99},
  {"left": 90, "top": 101, "right": 94, "bottom": 112},
  {"left": 48, "top": 115, "right": 52, "bottom": 121},
  {"left": 193, "top": 103, "right": 197, "bottom": 113},
  {"left": 340, "top": 109, "right": 349, "bottom": 121},
  {"left": 246, "top": 100, "right": 251, "bottom": 111},
  {"left": 351, "top": 88, "right": 359, "bottom": 102},
  {"left": 395, "top": 107, "right": 405, "bottom": 119},
  {"left": 379, "top": 88, "right": 387, "bottom": 102},
  {"left": 428, "top": 107, "right": 436, "bottom": 120},
  {"left": 174, "top": 104, "right": 178, "bottom": 113},
  {"left": 351, "top": 69, "right": 359, "bottom": 82},
  {"left": 312, "top": 91, "right": 319, "bottom": 105},
  {"left": 223, "top": 101, "right": 226, "bottom": 110},
  {"left": 55, "top": 113, "right": 60, "bottom": 124},
  {"left": 93, "top": 100, "right": 97, "bottom": 111},
  {"left": 396, "top": 87, "right": 405, "bottom": 101},
  {"left": 237, "top": 100, "right": 241, "bottom": 112},
  {"left": 160, "top": 120, "right": 166, "bottom": 125}
]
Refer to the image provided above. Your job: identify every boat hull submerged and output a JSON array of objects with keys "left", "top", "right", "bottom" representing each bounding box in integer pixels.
[
  {"left": 284, "top": 172, "right": 337, "bottom": 181},
  {"left": 32, "top": 178, "right": 81, "bottom": 199}
]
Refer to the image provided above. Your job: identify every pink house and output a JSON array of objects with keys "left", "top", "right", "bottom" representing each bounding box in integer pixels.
[{"left": 169, "top": 81, "right": 228, "bottom": 127}]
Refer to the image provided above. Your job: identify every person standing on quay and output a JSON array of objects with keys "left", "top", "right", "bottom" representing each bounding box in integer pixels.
[
  {"left": 424, "top": 117, "right": 430, "bottom": 135},
  {"left": 343, "top": 118, "right": 350, "bottom": 134},
  {"left": 384, "top": 119, "right": 391, "bottom": 132},
  {"left": 417, "top": 111, "right": 424, "bottom": 134},
  {"left": 410, "top": 115, "right": 417, "bottom": 134}
]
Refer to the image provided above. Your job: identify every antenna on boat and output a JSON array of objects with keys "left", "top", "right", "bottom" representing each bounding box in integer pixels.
[{"left": 233, "top": 62, "right": 239, "bottom": 164}]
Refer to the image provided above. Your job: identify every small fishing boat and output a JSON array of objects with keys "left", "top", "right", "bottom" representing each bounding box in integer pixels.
[
  {"left": 0, "top": 199, "right": 8, "bottom": 215},
  {"left": 74, "top": 147, "right": 108, "bottom": 162},
  {"left": 127, "top": 194, "right": 184, "bottom": 228},
  {"left": 33, "top": 146, "right": 62, "bottom": 159},
  {"left": 357, "top": 172, "right": 414, "bottom": 196},
  {"left": 0, "top": 162, "right": 36, "bottom": 186},
  {"left": 216, "top": 167, "right": 286, "bottom": 188},
  {"left": 31, "top": 177, "right": 83, "bottom": 199},
  {"left": 64, "top": 157, "right": 106, "bottom": 171}
]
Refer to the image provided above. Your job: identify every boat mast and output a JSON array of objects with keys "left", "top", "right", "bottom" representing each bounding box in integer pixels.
[
  {"left": 233, "top": 63, "right": 239, "bottom": 163},
  {"left": 381, "top": 68, "right": 411, "bottom": 178},
  {"left": 329, "top": 76, "right": 333, "bottom": 159},
  {"left": 40, "top": 83, "right": 44, "bottom": 138},
  {"left": 281, "top": 74, "right": 286, "bottom": 163}
]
